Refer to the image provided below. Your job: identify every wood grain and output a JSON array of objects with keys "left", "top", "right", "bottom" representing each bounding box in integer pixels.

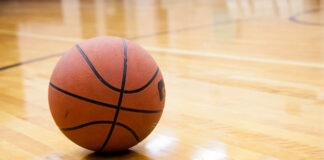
[{"left": 0, "top": 0, "right": 323, "bottom": 159}]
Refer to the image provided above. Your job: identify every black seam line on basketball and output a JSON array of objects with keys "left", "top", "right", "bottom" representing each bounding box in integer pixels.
[
  {"left": 116, "top": 122, "right": 139, "bottom": 141},
  {"left": 60, "top": 121, "right": 139, "bottom": 142},
  {"left": 120, "top": 106, "right": 162, "bottom": 113},
  {"left": 49, "top": 82, "right": 162, "bottom": 113},
  {"left": 50, "top": 82, "right": 116, "bottom": 109},
  {"left": 75, "top": 45, "right": 121, "bottom": 92},
  {"left": 75, "top": 45, "right": 160, "bottom": 94},
  {"left": 61, "top": 121, "right": 114, "bottom": 131},
  {"left": 98, "top": 38, "right": 128, "bottom": 152},
  {"left": 124, "top": 67, "right": 159, "bottom": 94}
]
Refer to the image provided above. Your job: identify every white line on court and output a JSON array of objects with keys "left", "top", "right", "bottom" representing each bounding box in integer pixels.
[
  {"left": 0, "top": 29, "right": 83, "bottom": 43},
  {"left": 144, "top": 46, "right": 324, "bottom": 69},
  {"left": 229, "top": 75, "right": 320, "bottom": 90},
  {"left": 1, "top": 29, "right": 323, "bottom": 69}
]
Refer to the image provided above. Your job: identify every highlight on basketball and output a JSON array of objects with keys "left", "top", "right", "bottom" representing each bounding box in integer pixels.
[{"left": 0, "top": 0, "right": 323, "bottom": 159}]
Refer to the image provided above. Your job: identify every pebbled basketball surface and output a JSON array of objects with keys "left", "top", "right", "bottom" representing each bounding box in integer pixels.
[{"left": 48, "top": 36, "right": 165, "bottom": 152}]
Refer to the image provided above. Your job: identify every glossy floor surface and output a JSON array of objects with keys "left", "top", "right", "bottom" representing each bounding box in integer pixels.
[{"left": 0, "top": 0, "right": 323, "bottom": 159}]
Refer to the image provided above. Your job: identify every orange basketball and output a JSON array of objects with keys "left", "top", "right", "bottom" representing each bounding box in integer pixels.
[{"left": 48, "top": 36, "right": 165, "bottom": 152}]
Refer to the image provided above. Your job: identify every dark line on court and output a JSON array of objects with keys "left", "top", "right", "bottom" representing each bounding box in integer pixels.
[
  {"left": 0, "top": 53, "right": 63, "bottom": 71},
  {"left": 0, "top": 19, "right": 238, "bottom": 72},
  {"left": 60, "top": 120, "right": 139, "bottom": 142},
  {"left": 50, "top": 82, "right": 163, "bottom": 113},
  {"left": 289, "top": 9, "right": 323, "bottom": 26},
  {"left": 124, "top": 67, "right": 159, "bottom": 93},
  {"left": 98, "top": 38, "right": 128, "bottom": 152}
]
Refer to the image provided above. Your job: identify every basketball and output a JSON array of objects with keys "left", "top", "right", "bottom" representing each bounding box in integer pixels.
[{"left": 48, "top": 36, "right": 165, "bottom": 152}]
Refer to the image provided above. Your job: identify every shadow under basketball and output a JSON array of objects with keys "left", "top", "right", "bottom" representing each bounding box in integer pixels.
[{"left": 82, "top": 149, "right": 151, "bottom": 160}]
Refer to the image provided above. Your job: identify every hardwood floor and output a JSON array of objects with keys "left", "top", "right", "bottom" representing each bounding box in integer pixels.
[{"left": 0, "top": 0, "right": 323, "bottom": 159}]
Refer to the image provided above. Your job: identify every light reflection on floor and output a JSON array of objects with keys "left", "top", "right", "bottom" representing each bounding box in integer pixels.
[
  {"left": 145, "top": 134, "right": 179, "bottom": 158},
  {"left": 192, "top": 142, "right": 227, "bottom": 160}
]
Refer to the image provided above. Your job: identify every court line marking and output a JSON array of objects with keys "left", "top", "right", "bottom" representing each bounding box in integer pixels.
[
  {"left": 229, "top": 75, "right": 323, "bottom": 100},
  {"left": 0, "top": 30, "right": 82, "bottom": 43},
  {"left": 289, "top": 8, "right": 324, "bottom": 26},
  {"left": 0, "top": 19, "right": 236, "bottom": 43},
  {"left": 0, "top": 53, "right": 63, "bottom": 71},
  {"left": 0, "top": 27, "right": 323, "bottom": 70},
  {"left": 129, "top": 20, "right": 235, "bottom": 40},
  {"left": 229, "top": 75, "right": 319, "bottom": 90},
  {"left": 144, "top": 46, "right": 324, "bottom": 69}
]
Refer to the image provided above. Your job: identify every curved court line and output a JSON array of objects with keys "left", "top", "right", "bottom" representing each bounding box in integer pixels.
[
  {"left": 289, "top": 9, "right": 323, "bottom": 26},
  {"left": 60, "top": 120, "right": 140, "bottom": 142},
  {"left": 76, "top": 45, "right": 160, "bottom": 94},
  {"left": 50, "top": 82, "right": 163, "bottom": 113}
]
